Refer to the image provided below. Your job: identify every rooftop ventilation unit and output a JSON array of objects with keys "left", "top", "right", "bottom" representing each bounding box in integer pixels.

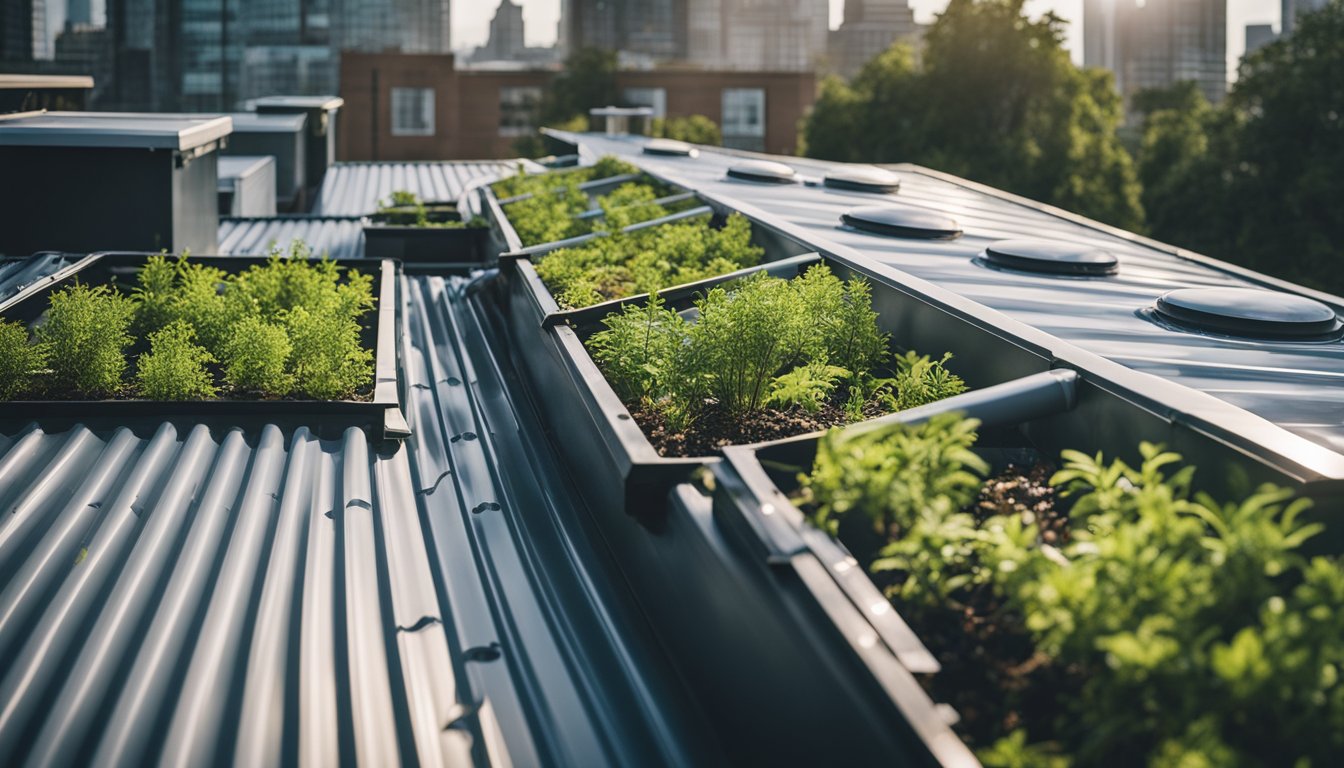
[
  {"left": 1151, "top": 287, "right": 1344, "bottom": 341},
  {"left": 589, "top": 106, "right": 653, "bottom": 136},
  {"left": 841, "top": 204, "right": 962, "bottom": 240},
  {"left": 981, "top": 238, "right": 1118, "bottom": 276},
  {"left": 0, "top": 111, "right": 231, "bottom": 256},
  {"left": 643, "top": 138, "right": 698, "bottom": 157},
  {"left": 217, "top": 156, "right": 277, "bottom": 217},
  {"left": 253, "top": 95, "right": 342, "bottom": 207},
  {"left": 220, "top": 112, "right": 306, "bottom": 211},
  {"left": 726, "top": 160, "right": 797, "bottom": 184},
  {"left": 823, "top": 167, "right": 901, "bottom": 194}
]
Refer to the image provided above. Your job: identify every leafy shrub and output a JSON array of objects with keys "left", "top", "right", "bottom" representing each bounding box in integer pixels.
[
  {"left": 491, "top": 154, "right": 638, "bottom": 199},
  {"left": 135, "top": 321, "right": 217, "bottom": 400},
  {"left": 131, "top": 251, "right": 179, "bottom": 337},
  {"left": 222, "top": 316, "right": 293, "bottom": 395},
  {"left": 651, "top": 115, "right": 722, "bottom": 146},
  {"left": 800, "top": 415, "right": 1344, "bottom": 766},
  {"left": 888, "top": 350, "right": 967, "bottom": 411},
  {"left": 536, "top": 213, "right": 763, "bottom": 308},
  {"left": 505, "top": 175, "right": 589, "bottom": 246},
  {"left": 598, "top": 183, "right": 668, "bottom": 230},
  {"left": 285, "top": 306, "right": 374, "bottom": 400},
  {"left": 36, "top": 283, "right": 134, "bottom": 397},
  {"left": 0, "top": 320, "right": 48, "bottom": 399}
]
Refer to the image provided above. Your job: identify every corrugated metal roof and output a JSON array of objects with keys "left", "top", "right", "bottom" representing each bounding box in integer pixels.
[
  {"left": 218, "top": 216, "right": 365, "bottom": 260},
  {"left": 561, "top": 133, "right": 1344, "bottom": 455},
  {"left": 0, "top": 274, "right": 713, "bottom": 768},
  {"left": 315, "top": 161, "right": 536, "bottom": 216}
]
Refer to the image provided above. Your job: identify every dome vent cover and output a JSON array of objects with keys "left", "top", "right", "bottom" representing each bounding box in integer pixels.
[
  {"left": 824, "top": 167, "right": 901, "bottom": 194},
  {"left": 1152, "top": 287, "right": 1343, "bottom": 340},
  {"left": 841, "top": 205, "right": 961, "bottom": 240},
  {"left": 644, "top": 138, "right": 698, "bottom": 157},
  {"left": 726, "top": 159, "right": 797, "bottom": 184},
  {"left": 982, "top": 239, "right": 1118, "bottom": 276}
]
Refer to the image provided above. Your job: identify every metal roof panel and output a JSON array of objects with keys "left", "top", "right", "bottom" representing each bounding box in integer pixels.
[
  {"left": 218, "top": 216, "right": 366, "bottom": 260},
  {"left": 0, "top": 111, "right": 233, "bottom": 150},
  {"left": 315, "top": 160, "right": 537, "bottom": 216}
]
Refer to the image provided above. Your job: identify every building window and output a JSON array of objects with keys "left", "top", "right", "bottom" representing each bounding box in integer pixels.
[
  {"left": 499, "top": 86, "right": 543, "bottom": 137},
  {"left": 721, "top": 88, "right": 766, "bottom": 151},
  {"left": 622, "top": 87, "right": 667, "bottom": 118},
  {"left": 391, "top": 87, "right": 435, "bottom": 136}
]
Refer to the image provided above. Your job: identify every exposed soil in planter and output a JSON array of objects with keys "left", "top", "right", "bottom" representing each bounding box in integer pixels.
[
  {"left": 863, "top": 463, "right": 1081, "bottom": 749},
  {"left": 632, "top": 399, "right": 889, "bottom": 457}
]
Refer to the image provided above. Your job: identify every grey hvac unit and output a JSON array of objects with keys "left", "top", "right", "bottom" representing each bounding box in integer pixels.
[
  {"left": 217, "top": 155, "right": 277, "bottom": 217},
  {"left": 253, "top": 95, "right": 343, "bottom": 207},
  {"left": 221, "top": 112, "right": 306, "bottom": 211},
  {"left": 0, "top": 111, "right": 231, "bottom": 256}
]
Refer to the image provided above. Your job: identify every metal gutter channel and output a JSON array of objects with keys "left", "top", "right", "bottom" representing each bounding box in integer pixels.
[{"left": 0, "top": 275, "right": 717, "bottom": 767}]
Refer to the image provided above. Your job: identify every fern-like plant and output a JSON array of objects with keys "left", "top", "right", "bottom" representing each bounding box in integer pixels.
[{"left": 135, "top": 321, "right": 217, "bottom": 400}]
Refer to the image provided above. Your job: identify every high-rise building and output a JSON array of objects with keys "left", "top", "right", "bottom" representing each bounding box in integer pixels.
[
  {"left": 1084, "top": 0, "right": 1226, "bottom": 114},
  {"left": 828, "top": 0, "right": 918, "bottom": 78},
  {"left": 687, "top": 0, "right": 828, "bottom": 71},
  {"left": 1244, "top": 23, "right": 1277, "bottom": 55},
  {"left": 563, "top": 0, "right": 686, "bottom": 60},
  {"left": 1, "top": 1, "right": 39, "bottom": 64},
  {"left": 478, "top": 0, "right": 526, "bottom": 61},
  {"left": 1282, "top": 0, "right": 1329, "bottom": 36}
]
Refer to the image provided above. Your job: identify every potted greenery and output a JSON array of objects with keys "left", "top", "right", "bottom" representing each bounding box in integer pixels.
[
  {"left": 0, "top": 243, "right": 407, "bottom": 438},
  {"left": 363, "top": 190, "right": 491, "bottom": 265}
]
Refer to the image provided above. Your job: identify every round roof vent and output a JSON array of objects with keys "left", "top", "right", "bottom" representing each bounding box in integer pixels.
[
  {"left": 644, "top": 138, "right": 698, "bottom": 157},
  {"left": 1152, "top": 287, "right": 1344, "bottom": 341},
  {"left": 841, "top": 205, "right": 962, "bottom": 240},
  {"left": 726, "top": 159, "right": 797, "bottom": 184},
  {"left": 982, "top": 239, "right": 1118, "bottom": 276},
  {"left": 824, "top": 167, "right": 901, "bottom": 194}
]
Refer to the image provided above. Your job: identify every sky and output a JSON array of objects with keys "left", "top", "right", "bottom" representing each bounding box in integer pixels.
[{"left": 453, "top": 0, "right": 1283, "bottom": 82}]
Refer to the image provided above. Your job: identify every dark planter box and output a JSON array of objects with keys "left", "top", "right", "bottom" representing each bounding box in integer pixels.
[
  {"left": 362, "top": 223, "right": 489, "bottom": 268},
  {"left": 497, "top": 249, "right": 1041, "bottom": 524},
  {"left": 369, "top": 203, "right": 460, "bottom": 226},
  {"left": 0, "top": 252, "right": 408, "bottom": 440}
]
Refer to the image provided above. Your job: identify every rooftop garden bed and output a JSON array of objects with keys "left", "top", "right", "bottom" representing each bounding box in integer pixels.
[
  {"left": 0, "top": 245, "right": 406, "bottom": 437},
  {"left": 365, "top": 190, "right": 490, "bottom": 265},
  {"left": 585, "top": 265, "right": 967, "bottom": 457},
  {"left": 754, "top": 412, "right": 1343, "bottom": 765},
  {"left": 489, "top": 155, "right": 639, "bottom": 200}
]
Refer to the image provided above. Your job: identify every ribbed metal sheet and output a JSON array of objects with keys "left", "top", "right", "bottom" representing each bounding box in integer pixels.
[
  {"left": 217, "top": 216, "right": 365, "bottom": 260},
  {"left": 0, "top": 275, "right": 710, "bottom": 768},
  {"left": 566, "top": 133, "right": 1344, "bottom": 455},
  {"left": 315, "top": 161, "right": 531, "bottom": 216}
]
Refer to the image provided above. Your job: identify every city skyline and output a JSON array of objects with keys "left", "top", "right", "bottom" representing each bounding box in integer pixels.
[{"left": 455, "top": 0, "right": 1284, "bottom": 80}]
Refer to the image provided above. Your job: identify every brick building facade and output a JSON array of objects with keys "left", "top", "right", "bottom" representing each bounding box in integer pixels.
[{"left": 339, "top": 52, "right": 816, "bottom": 161}]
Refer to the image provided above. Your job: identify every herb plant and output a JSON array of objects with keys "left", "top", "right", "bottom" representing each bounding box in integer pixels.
[
  {"left": 535, "top": 213, "right": 763, "bottom": 308},
  {"left": 135, "top": 322, "right": 217, "bottom": 400},
  {"left": 586, "top": 264, "right": 965, "bottom": 455},
  {"left": 36, "top": 283, "right": 134, "bottom": 397},
  {"left": 222, "top": 316, "right": 294, "bottom": 394},
  {"left": 0, "top": 320, "right": 48, "bottom": 399},
  {"left": 798, "top": 415, "right": 1344, "bottom": 766}
]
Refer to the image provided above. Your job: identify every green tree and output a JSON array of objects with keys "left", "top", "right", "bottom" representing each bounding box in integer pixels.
[
  {"left": 1136, "top": 0, "right": 1344, "bottom": 294},
  {"left": 651, "top": 115, "right": 722, "bottom": 145},
  {"left": 802, "top": 0, "right": 1144, "bottom": 230},
  {"left": 541, "top": 47, "right": 619, "bottom": 125}
]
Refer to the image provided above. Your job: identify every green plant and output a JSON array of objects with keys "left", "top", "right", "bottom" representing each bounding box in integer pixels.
[
  {"left": 505, "top": 175, "right": 589, "bottom": 245},
  {"left": 36, "top": 283, "right": 134, "bottom": 397},
  {"left": 135, "top": 321, "right": 217, "bottom": 400},
  {"left": 131, "top": 251, "right": 179, "bottom": 336},
  {"left": 285, "top": 306, "right": 374, "bottom": 400},
  {"left": 585, "top": 291, "right": 689, "bottom": 404},
  {"left": 888, "top": 350, "right": 967, "bottom": 411},
  {"left": 0, "top": 320, "right": 48, "bottom": 399},
  {"left": 651, "top": 114, "right": 722, "bottom": 145},
  {"left": 598, "top": 183, "right": 668, "bottom": 230},
  {"left": 765, "top": 360, "right": 850, "bottom": 413},
  {"left": 222, "top": 316, "right": 293, "bottom": 395},
  {"left": 536, "top": 213, "right": 763, "bottom": 308}
]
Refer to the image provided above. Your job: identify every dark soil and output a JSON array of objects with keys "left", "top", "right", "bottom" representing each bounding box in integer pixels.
[
  {"left": 631, "top": 399, "right": 889, "bottom": 457},
  {"left": 874, "top": 463, "right": 1081, "bottom": 749}
]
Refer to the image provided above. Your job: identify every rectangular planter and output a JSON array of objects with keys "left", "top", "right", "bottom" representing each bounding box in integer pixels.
[
  {"left": 362, "top": 223, "right": 490, "bottom": 268},
  {"left": 0, "top": 252, "right": 409, "bottom": 440},
  {"left": 497, "top": 249, "right": 1048, "bottom": 523}
]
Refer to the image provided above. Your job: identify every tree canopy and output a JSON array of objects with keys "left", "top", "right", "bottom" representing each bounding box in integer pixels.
[
  {"left": 1137, "top": 0, "right": 1344, "bottom": 293},
  {"left": 802, "top": 0, "right": 1144, "bottom": 230}
]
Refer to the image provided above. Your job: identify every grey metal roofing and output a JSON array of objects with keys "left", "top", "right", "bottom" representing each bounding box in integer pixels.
[
  {"left": 253, "top": 95, "right": 345, "bottom": 111},
  {"left": 558, "top": 132, "right": 1344, "bottom": 455},
  {"left": 315, "top": 160, "right": 540, "bottom": 216},
  {"left": 218, "top": 216, "right": 366, "bottom": 260},
  {"left": 0, "top": 111, "right": 233, "bottom": 150},
  {"left": 0, "top": 274, "right": 713, "bottom": 767},
  {"left": 225, "top": 111, "right": 307, "bottom": 132}
]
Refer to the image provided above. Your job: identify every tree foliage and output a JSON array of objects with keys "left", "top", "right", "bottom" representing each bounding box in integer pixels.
[
  {"left": 651, "top": 115, "right": 722, "bottom": 146},
  {"left": 1137, "top": 0, "right": 1344, "bottom": 294},
  {"left": 802, "top": 0, "right": 1143, "bottom": 230},
  {"left": 541, "top": 47, "right": 619, "bottom": 125}
]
